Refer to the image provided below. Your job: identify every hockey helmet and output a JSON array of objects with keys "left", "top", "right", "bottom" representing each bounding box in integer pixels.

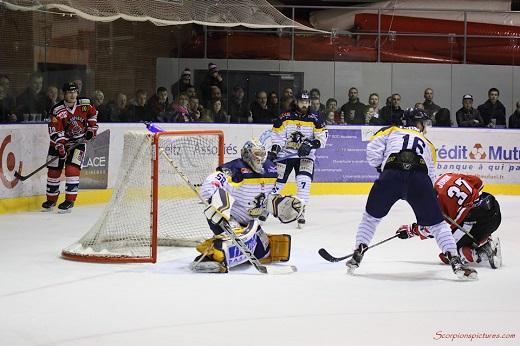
[
  {"left": 62, "top": 82, "right": 78, "bottom": 93},
  {"left": 401, "top": 107, "right": 429, "bottom": 127},
  {"left": 296, "top": 90, "right": 310, "bottom": 101},
  {"left": 241, "top": 139, "right": 267, "bottom": 174}
]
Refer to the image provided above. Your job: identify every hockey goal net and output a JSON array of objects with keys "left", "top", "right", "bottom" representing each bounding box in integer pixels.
[{"left": 62, "top": 130, "right": 224, "bottom": 263}]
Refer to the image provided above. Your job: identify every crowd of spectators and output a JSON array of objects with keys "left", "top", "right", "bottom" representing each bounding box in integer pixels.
[{"left": 1, "top": 67, "right": 520, "bottom": 128}]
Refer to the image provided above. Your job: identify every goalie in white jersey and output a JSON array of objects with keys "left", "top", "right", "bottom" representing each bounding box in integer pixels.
[
  {"left": 191, "top": 139, "right": 304, "bottom": 273},
  {"left": 268, "top": 90, "right": 328, "bottom": 228},
  {"left": 346, "top": 108, "right": 478, "bottom": 279}
]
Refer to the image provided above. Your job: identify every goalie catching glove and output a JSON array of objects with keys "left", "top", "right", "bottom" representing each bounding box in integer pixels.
[{"left": 396, "top": 223, "right": 433, "bottom": 240}]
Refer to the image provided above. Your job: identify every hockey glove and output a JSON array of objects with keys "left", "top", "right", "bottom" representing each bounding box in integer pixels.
[
  {"left": 396, "top": 224, "right": 415, "bottom": 239},
  {"left": 298, "top": 139, "right": 320, "bottom": 157},
  {"left": 55, "top": 141, "right": 67, "bottom": 158},
  {"left": 267, "top": 144, "right": 281, "bottom": 161},
  {"left": 85, "top": 126, "right": 98, "bottom": 141}
]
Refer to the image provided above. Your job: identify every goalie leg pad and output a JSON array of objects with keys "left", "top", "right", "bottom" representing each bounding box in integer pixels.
[
  {"left": 260, "top": 234, "right": 291, "bottom": 263},
  {"left": 266, "top": 194, "right": 304, "bottom": 224}
]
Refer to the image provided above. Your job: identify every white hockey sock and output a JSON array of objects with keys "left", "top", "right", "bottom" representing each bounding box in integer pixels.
[
  {"left": 355, "top": 211, "right": 381, "bottom": 247},
  {"left": 296, "top": 174, "right": 312, "bottom": 204},
  {"left": 428, "top": 222, "right": 458, "bottom": 254}
]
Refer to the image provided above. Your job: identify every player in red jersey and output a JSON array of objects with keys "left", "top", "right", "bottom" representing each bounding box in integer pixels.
[
  {"left": 41, "top": 82, "right": 98, "bottom": 213},
  {"left": 397, "top": 173, "right": 502, "bottom": 268}
]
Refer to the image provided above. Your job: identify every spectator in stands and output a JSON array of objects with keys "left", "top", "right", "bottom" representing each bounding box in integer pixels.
[
  {"left": 44, "top": 86, "right": 59, "bottom": 119},
  {"left": 280, "top": 96, "right": 294, "bottom": 113},
  {"left": 92, "top": 90, "right": 111, "bottom": 122},
  {"left": 324, "top": 98, "right": 340, "bottom": 123},
  {"left": 508, "top": 101, "right": 520, "bottom": 128},
  {"left": 208, "top": 85, "right": 224, "bottom": 108},
  {"left": 435, "top": 108, "right": 452, "bottom": 127},
  {"left": 186, "top": 85, "right": 197, "bottom": 99},
  {"left": 128, "top": 89, "right": 151, "bottom": 122},
  {"left": 148, "top": 87, "right": 173, "bottom": 122},
  {"left": 0, "top": 74, "right": 14, "bottom": 100},
  {"left": 324, "top": 110, "right": 337, "bottom": 125},
  {"left": 72, "top": 77, "right": 84, "bottom": 96},
  {"left": 422, "top": 88, "right": 441, "bottom": 119},
  {"left": 188, "top": 96, "right": 205, "bottom": 122},
  {"left": 171, "top": 68, "right": 192, "bottom": 99},
  {"left": 379, "top": 93, "right": 404, "bottom": 125},
  {"left": 267, "top": 91, "right": 280, "bottom": 116},
  {"left": 340, "top": 87, "right": 366, "bottom": 124},
  {"left": 309, "top": 88, "right": 326, "bottom": 113},
  {"left": 200, "top": 63, "right": 225, "bottom": 108},
  {"left": 310, "top": 97, "right": 324, "bottom": 120},
  {"left": 414, "top": 102, "right": 425, "bottom": 110},
  {"left": 228, "top": 85, "right": 249, "bottom": 123},
  {"left": 108, "top": 93, "right": 130, "bottom": 122},
  {"left": 477, "top": 87, "right": 506, "bottom": 128},
  {"left": 0, "top": 84, "right": 16, "bottom": 123},
  {"left": 206, "top": 99, "right": 229, "bottom": 123},
  {"left": 456, "top": 94, "right": 484, "bottom": 127},
  {"left": 170, "top": 92, "right": 191, "bottom": 122},
  {"left": 367, "top": 93, "right": 380, "bottom": 114},
  {"left": 250, "top": 90, "right": 273, "bottom": 123},
  {"left": 282, "top": 87, "right": 294, "bottom": 100},
  {"left": 16, "top": 72, "right": 46, "bottom": 121}
]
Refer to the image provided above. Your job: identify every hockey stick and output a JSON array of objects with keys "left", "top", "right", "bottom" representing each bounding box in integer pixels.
[
  {"left": 442, "top": 212, "right": 479, "bottom": 248},
  {"left": 159, "top": 148, "right": 297, "bottom": 274},
  {"left": 14, "top": 141, "right": 84, "bottom": 182},
  {"left": 318, "top": 234, "right": 400, "bottom": 263},
  {"left": 273, "top": 153, "right": 299, "bottom": 163}
]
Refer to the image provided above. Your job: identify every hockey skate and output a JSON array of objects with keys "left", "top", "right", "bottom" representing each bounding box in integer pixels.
[
  {"left": 477, "top": 237, "right": 502, "bottom": 269},
  {"left": 345, "top": 243, "right": 368, "bottom": 274},
  {"left": 57, "top": 200, "right": 74, "bottom": 213},
  {"left": 41, "top": 200, "right": 56, "bottom": 212},
  {"left": 446, "top": 251, "right": 478, "bottom": 280},
  {"left": 297, "top": 206, "right": 306, "bottom": 229}
]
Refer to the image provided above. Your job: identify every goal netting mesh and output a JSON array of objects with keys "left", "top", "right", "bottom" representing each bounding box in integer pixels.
[
  {"left": 62, "top": 130, "right": 223, "bottom": 262},
  {"left": 2, "top": 0, "right": 321, "bottom": 30}
]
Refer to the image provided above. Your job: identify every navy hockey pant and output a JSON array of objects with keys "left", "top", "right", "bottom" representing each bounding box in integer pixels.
[{"left": 365, "top": 169, "right": 444, "bottom": 226}]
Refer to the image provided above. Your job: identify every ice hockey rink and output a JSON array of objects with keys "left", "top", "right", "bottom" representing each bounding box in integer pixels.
[{"left": 1, "top": 195, "right": 518, "bottom": 346}]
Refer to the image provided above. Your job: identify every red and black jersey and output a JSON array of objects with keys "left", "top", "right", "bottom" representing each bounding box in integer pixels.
[
  {"left": 434, "top": 173, "right": 483, "bottom": 229},
  {"left": 48, "top": 98, "right": 97, "bottom": 145}
]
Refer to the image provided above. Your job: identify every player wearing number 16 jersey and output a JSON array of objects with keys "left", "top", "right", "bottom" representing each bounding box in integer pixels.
[{"left": 346, "top": 108, "right": 477, "bottom": 279}]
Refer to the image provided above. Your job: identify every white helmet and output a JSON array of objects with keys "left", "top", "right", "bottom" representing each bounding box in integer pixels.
[{"left": 241, "top": 139, "right": 267, "bottom": 174}]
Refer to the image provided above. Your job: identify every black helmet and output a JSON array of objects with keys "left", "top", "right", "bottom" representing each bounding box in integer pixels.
[
  {"left": 401, "top": 107, "right": 429, "bottom": 127},
  {"left": 62, "top": 82, "right": 78, "bottom": 93},
  {"left": 295, "top": 90, "right": 310, "bottom": 101}
]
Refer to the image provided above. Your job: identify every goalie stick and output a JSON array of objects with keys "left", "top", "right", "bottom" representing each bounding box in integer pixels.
[
  {"left": 159, "top": 148, "right": 297, "bottom": 275},
  {"left": 318, "top": 234, "right": 399, "bottom": 262},
  {"left": 14, "top": 141, "right": 85, "bottom": 182}
]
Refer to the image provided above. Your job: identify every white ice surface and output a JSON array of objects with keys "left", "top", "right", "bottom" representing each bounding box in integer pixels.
[{"left": 0, "top": 196, "right": 519, "bottom": 346}]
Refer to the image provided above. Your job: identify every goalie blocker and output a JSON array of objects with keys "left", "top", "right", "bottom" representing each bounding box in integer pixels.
[{"left": 192, "top": 187, "right": 302, "bottom": 273}]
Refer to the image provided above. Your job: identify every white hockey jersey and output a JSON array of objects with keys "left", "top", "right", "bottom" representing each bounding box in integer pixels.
[
  {"left": 271, "top": 110, "right": 328, "bottom": 160},
  {"left": 200, "top": 158, "right": 278, "bottom": 226},
  {"left": 367, "top": 126, "right": 437, "bottom": 182}
]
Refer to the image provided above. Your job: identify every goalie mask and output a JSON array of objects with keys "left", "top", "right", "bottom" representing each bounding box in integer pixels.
[{"left": 241, "top": 139, "right": 267, "bottom": 174}]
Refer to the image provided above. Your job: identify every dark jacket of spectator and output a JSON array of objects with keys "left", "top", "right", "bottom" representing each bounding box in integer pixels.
[
  {"left": 422, "top": 100, "right": 441, "bottom": 119},
  {"left": 148, "top": 94, "right": 172, "bottom": 122},
  {"left": 340, "top": 101, "right": 366, "bottom": 125},
  {"left": 250, "top": 101, "right": 274, "bottom": 124},
  {"left": 16, "top": 88, "right": 46, "bottom": 119},
  {"left": 477, "top": 100, "right": 506, "bottom": 126},
  {"left": 456, "top": 107, "right": 484, "bottom": 127},
  {"left": 96, "top": 104, "right": 112, "bottom": 122},
  {"left": 200, "top": 73, "right": 226, "bottom": 107},
  {"left": 379, "top": 105, "right": 404, "bottom": 126},
  {"left": 0, "top": 90, "right": 16, "bottom": 123},
  {"left": 434, "top": 108, "right": 452, "bottom": 127},
  {"left": 509, "top": 109, "right": 520, "bottom": 129},
  {"left": 128, "top": 104, "right": 152, "bottom": 122},
  {"left": 228, "top": 97, "right": 250, "bottom": 123}
]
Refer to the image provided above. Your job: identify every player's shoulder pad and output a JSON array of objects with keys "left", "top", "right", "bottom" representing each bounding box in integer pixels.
[
  {"left": 262, "top": 159, "right": 279, "bottom": 177},
  {"left": 217, "top": 159, "right": 245, "bottom": 183},
  {"left": 370, "top": 125, "right": 395, "bottom": 139},
  {"left": 50, "top": 101, "right": 66, "bottom": 113},
  {"left": 79, "top": 97, "right": 91, "bottom": 105},
  {"left": 273, "top": 111, "right": 291, "bottom": 127}
]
